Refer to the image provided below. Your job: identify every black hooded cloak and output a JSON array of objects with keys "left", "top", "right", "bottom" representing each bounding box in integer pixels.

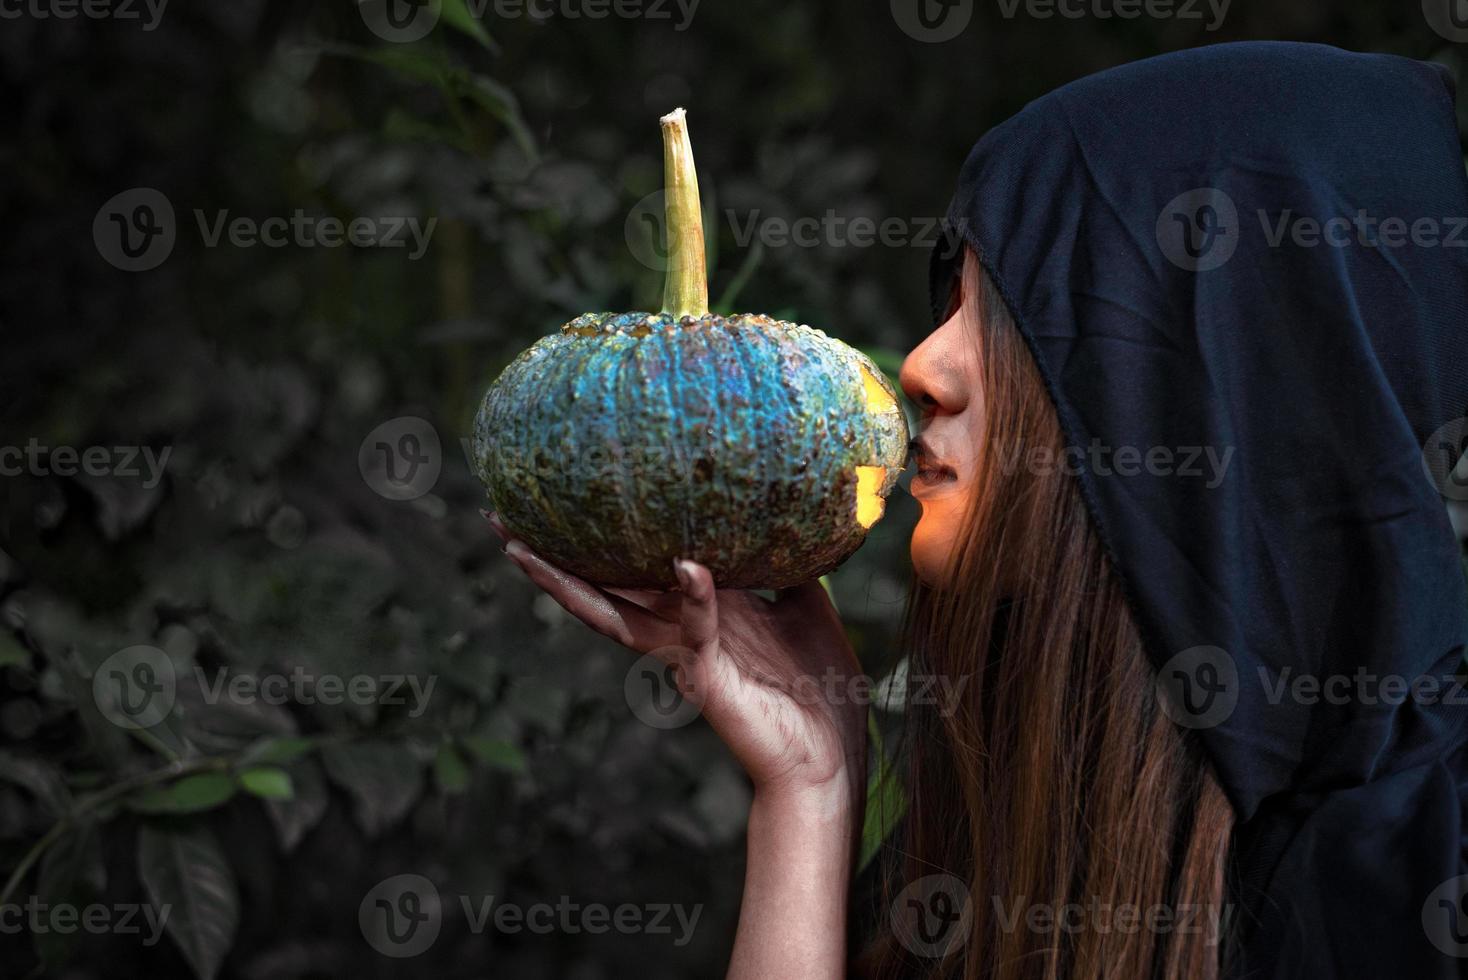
[{"left": 928, "top": 41, "right": 1468, "bottom": 977}]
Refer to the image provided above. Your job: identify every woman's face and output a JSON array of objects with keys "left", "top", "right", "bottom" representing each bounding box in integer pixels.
[{"left": 899, "top": 276, "right": 984, "bottom": 586}]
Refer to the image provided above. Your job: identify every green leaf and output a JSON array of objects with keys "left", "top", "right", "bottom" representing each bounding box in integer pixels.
[
  {"left": 38, "top": 822, "right": 106, "bottom": 902},
  {"left": 52, "top": 647, "right": 133, "bottom": 772},
  {"left": 238, "top": 736, "right": 315, "bottom": 766},
  {"left": 0, "top": 750, "right": 71, "bottom": 818},
  {"left": 440, "top": 0, "right": 498, "bottom": 52},
  {"left": 382, "top": 107, "right": 472, "bottom": 152},
  {"left": 319, "top": 42, "right": 536, "bottom": 162},
  {"left": 456, "top": 72, "right": 537, "bottom": 160},
  {"left": 433, "top": 744, "right": 471, "bottom": 794},
  {"left": 0, "top": 631, "right": 30, "bottom": 669},
  {"left": 264, "top": 760, "right": 328, "bottom": 853},
  {"left": 460, "top": 735, "right": 525, "bottom": 773},
  {"left": 237, "top": 767, "right": 293, "bottom": 800},
  {"left": 330, "top": 42, "right": 447, "bottom": 88},
  {"left": 34, "top": 823, "right": 107, "bottom": 968},
  {"left": 128, "top": 773, "right": 236, "bottom": 815},
  {"left": 857, "top": 713, "right": 907, "bottom": 872},
  {"left": 138, "top": 823, "right": 239, "bottom": 980},
  {"left": 66, "top": 770, "right": 108, "bottom": 791},
  {"left": 126, "top": 721, "right": 190, "bottom": 764},
  {"left": 321, "top": 740, "right": 424, "bottom": 837}
]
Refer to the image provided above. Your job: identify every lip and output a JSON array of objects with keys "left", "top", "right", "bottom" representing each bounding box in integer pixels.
[{"left": 908, "top": 438, "right": 958, "bottom": 497}]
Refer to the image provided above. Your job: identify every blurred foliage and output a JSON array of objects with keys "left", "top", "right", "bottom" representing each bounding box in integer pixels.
[{"left": 0, "top": 2, "right": 1462, "bottom": 977}]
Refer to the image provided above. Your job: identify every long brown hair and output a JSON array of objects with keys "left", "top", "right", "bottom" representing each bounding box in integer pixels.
[{"left": 861, "top": 249, "right": 1236, "bottom": 980}]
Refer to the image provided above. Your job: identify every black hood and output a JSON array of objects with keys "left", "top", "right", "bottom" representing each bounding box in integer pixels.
[{"left": 930, "top": 41, "right": 1468, "bottom": 976}]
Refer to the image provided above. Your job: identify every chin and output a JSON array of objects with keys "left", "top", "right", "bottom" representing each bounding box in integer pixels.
[{"left": 909, "top": 512, "right": 955, "bottom": 587}]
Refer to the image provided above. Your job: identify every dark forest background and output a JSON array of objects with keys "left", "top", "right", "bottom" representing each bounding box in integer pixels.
[{"left": 0, "top": 2, "right": 1464, "bottom": 978}]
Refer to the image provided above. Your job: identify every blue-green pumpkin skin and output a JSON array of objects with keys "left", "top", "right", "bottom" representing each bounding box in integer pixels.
[{"left": 474, "top": 311, "right": 909, "bottom": 589}]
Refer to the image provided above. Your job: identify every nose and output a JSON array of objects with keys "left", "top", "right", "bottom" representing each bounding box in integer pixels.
[{"left": 899, "top": 312, "right": 971, "bottom": 418}]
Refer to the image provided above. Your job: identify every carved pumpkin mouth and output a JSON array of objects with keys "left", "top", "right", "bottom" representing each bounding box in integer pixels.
[
  {"left": 855, "top": 364, "right": 903, "bottom": 529},
  {"left": 855, "top": 465, "right": 888, "bottom": 528},
  {"left": 861, "top": 364, "right": 897, "bottom": 414}
]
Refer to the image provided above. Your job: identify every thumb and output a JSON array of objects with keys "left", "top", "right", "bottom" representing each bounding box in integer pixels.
[
  {"left": 661, "top": 558, "right": 725, "bottom": 715},
  {"left": 674, "top": 558, "right": 718, "bottom": 653}
]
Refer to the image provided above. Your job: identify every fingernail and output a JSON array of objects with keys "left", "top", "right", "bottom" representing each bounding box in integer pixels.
[
  {"left": 505, "top": 539, "right": 529, "bottom": 562},
  {"left": 673, "top": 559, "right": 691, "bottom": 590}
]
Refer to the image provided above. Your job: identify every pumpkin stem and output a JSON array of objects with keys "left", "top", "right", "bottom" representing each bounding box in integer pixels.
[{"left": 658, "top": 108, "right": 709, "bottom": 320}]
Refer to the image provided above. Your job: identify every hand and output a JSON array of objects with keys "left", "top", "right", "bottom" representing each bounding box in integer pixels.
[{"left": 486, "top": 512, "right": 868, "bottom": 809}]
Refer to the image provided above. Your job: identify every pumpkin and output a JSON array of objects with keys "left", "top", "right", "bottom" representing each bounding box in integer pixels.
[{"left": 472, "top": 109, "right": 908, "bottom": 589}]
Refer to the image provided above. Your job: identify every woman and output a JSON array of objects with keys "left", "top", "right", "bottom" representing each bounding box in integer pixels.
[{"left": 489, "top": 41, "right": 1468, "bottom": 979}]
